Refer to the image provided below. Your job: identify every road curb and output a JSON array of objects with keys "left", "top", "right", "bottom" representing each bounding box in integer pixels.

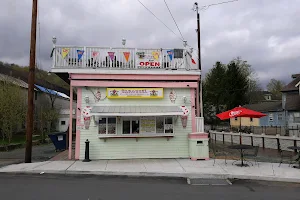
[{"left": 1, "top": 170, "right": 300, "bottom": 183}]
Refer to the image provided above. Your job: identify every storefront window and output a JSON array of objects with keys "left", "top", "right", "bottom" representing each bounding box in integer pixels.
[
  {"left": 99, "top": 117, "right": 116, "bottom": 134},
  {"left": 165, "top": 117, "right": 173, "bottom": 133},
  {"left": 132, "top": 118, "right": 140, "bottom": 134},
  {"left": 156, "top": 117, "right": 164, "bottom": 134},
  {"left": 108, "top": 118, "right": 116, "bottom": 134},
  {"left": 123, "top": 119, "right": 131, "bottom": 134},
  {"left": 99, "top": 118, "right": 106, "bottom": 134},
  {"left": 122, "top": 117, "right": 140, "bottom": 134}
]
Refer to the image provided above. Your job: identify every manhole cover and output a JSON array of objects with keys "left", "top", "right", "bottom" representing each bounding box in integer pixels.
[{"left": 187, "top": 178, "right": 232, "bottom": 185}]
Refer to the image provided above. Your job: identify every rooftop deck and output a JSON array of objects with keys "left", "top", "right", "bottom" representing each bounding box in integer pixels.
[{"left": 51, "top": 45, "right": 200, "bottom": 74}]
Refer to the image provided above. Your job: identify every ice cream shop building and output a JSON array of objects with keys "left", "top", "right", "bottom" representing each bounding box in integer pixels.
[{"left": 51, "top": 38, "right": 207, "bottom": 160}]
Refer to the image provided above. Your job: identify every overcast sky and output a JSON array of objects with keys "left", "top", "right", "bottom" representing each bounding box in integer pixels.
[{"left": 1, "top": 0, "right": 300, "bottom": 88}]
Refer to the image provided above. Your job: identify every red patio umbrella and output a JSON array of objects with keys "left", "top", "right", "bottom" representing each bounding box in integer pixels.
[
  {"left": 216, "top": 106, "right": 267, "bottom": 144},
  {"left": 216, "top": 106, "right": 267, "bottom": 120}
]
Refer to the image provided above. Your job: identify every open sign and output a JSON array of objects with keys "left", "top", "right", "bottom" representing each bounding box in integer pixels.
[{"left": 139, "top": 61, "right": 160, "bottom": 67}]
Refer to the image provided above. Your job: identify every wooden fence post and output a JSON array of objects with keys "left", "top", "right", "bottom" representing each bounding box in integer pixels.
[
  {"left": 294, "top": 140, "right": 297, "bottom": 153},
  {"left": 231, "top": 134, "right": 233, "bottom": 145},
  {"left": 251, "top": 134, "right": 253, "bottom": 146},
  {"left": 261, "top": 133, "right": 265, "bottom": 149},
  {"left": 214, "top": 132, "right": 217, "bottom": 144},
  {"left": 222, "top": 134, "right": 225, "bottom": 144},
  {"left": 276, "top": 136, "right": 280, "bottom": 152}
]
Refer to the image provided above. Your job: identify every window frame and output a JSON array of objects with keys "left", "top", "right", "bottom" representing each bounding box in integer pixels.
[
  {"left": 269, "top": 113, "right": 274, "bottom": 122},
  {"left": 61, "top": 121, "right": 66, "bottom": 125},
  {"left": 121, "top": 116, "right": 174, "bottom": 135},
  {"left": 278, "top": 113, "right": 283, "bottom": 121},
  {"left": 98, "top": 117, "right": 117, "bottom": 135}
]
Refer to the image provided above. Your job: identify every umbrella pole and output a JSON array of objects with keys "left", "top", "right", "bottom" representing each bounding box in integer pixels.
[{"left": 239, "top": 117, "right": 242, "bottom": 144}]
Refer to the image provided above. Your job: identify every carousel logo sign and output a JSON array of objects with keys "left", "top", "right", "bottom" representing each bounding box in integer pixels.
[
  {"left": 107, "top": 88, "right": 164, "bottom": 99},
  {"left": 229, "top": 110, "right": 242, "bottom": 117}
]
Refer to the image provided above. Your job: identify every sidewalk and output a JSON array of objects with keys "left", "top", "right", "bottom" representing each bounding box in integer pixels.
[{"left": 1, "top": 159, "right": 300, "bottom": 183}]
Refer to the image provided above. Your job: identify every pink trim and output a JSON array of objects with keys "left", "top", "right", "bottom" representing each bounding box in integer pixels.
[
  {"left": 190, "top": 158, "right": 198, "bottom": 161},
  {"left": 70, "top": 74, "right": 200, "bottom": 81},
  {"left": 71, "top": 80, "right": 198, "bottom": 88},
  {"left": 188, "top": 133, "right": 209, "bottom": 139},
  {"left": 191, "top": 88, "right": 196, "bottom": 132},
  {"left": 205, "top": 158, "right": 209, "bottom": 161},
  {"left": 75, "top": 88, "right": 82, "bottom": 160},
  {"left": 68, "top": 85, "right": 73, "bottom": 160},
  {"left": 196, "top": 80, "right": 200, "bottom": 117}
]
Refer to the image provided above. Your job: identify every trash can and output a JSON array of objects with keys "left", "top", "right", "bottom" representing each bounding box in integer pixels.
[
  {"left": 188, "top": 133, "right": 209, "bottom": 161},
  {"left": 48, "top": 132, "right": 67, "bottom": 151}
]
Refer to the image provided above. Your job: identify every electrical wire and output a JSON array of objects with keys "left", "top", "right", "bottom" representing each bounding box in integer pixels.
[
  {"left": 200, "top": 0, "right": 239, "bottom": 11},
  {"left": 136, "top": 0, "right": 184, "bottom": 42},
  {"left": 163, "top": 0, "right": 184, "bottom": 41}
]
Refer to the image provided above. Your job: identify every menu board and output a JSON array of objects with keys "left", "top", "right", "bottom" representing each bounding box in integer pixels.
[{"left": 140, "top": 116, "right": 156, "bottom": 134}]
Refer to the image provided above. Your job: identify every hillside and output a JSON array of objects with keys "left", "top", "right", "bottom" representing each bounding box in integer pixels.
[{"left": 0, "top": 61, "right": 70, "bottom": 95}]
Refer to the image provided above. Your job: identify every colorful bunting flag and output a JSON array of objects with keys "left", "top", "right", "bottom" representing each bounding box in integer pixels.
[
  {"left": 192, "top": 58, "right": 196, "bottom": 64},
  {"left": 62, "top": 48, "right": 70, "bottom": 59},
  {"left": 92, "top": 51, "right": 99, "bottom": 58},
  {"left": 167, "top": 50, "right": 174, "bottom": 61},
  {"left": 152, "top": 51, "right": 160, "bottom": 61},
  {"left": 108, "top": 52, "right": 115, "bottom": 61},
  {"left": 123, "top": 52, "right": 130, "bottom": 62},
  {"left": 77, "top": 50, "right": 84, "bottom": 61}
]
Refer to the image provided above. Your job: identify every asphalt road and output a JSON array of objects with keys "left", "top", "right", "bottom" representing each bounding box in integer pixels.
[
  {"left": 0, "top": 144, "right": 59, "bottom": 167},
  {"left": 1, "top": 174, "right": 300, "bottom": 200}
]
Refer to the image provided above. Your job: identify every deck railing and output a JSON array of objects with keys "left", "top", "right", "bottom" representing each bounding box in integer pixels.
[
  {"left": 52, "top": 46, "right": 197, "bottom": 70},
  {"left": 210, "top": 130, "right": 300, "bottom": 152}
]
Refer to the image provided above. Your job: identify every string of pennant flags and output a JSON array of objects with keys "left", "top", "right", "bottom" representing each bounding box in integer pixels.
[{"left": 59, "top": 48, "right": 196, "bottom": 64}]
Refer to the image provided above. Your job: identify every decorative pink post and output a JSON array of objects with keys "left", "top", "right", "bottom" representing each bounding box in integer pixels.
[{"left": 68, "top": 85, "right": 73, "bottom": 160}]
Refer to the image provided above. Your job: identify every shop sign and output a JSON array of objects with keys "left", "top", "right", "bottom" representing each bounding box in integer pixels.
[
  {"left": 107, "top": 88, "right": 163, "bottom": 99},
  {"left": 136, "top": 51, "right": 161, "bottom": 67},
  {"left": 140, "top": 116, "right": 156, "bottom": 134}
]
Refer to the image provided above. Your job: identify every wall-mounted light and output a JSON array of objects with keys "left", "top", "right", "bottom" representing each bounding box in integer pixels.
[
  {"left": 52, "top": 36, "right": 57, "bottom": 45},
  {"left": 85, "top": 96, "right": 89, "bottom": 104},
  {"left": 122, "top": 38, "right": 126, "bottom": 47}
]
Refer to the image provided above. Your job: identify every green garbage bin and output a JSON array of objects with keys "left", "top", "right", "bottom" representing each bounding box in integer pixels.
[{"left": 188, "top": 133, "right": 209, "bottom": 161}]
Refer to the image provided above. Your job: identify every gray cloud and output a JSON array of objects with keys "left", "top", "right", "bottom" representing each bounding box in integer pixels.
[{"left": 1, "top": 0, "right": 300, "bottom": 88}]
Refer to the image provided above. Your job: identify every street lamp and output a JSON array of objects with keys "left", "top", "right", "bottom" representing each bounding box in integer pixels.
[{"left": 122, "top": 38, "right": 126, "bottom": 47}]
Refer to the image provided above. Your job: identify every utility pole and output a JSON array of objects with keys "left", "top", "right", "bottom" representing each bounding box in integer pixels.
[
  {"left": 25, "top": 0, "right": 38, "bottom": 163},
  {"left": 194, "top": 2, "right": 203, "bottom": 118}
]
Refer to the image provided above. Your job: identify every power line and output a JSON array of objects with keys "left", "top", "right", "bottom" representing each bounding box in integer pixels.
[
  {"left": 136, "top": 0, "right": 183, "bottom": 42},
  {"left": 163, "top": 0, "right": 184, "bottom": 40},
  {"left": 200, "top": 0, "right": 239, "bottom": 11}
]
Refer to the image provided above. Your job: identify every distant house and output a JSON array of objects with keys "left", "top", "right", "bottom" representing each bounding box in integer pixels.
[
  {"left": 231, "top": 74, "right": 300, "bottom": 136},
  {"left": 243, "top": 101, "right": 283, "bottom": 126},
  {"left": 0, "top": 73, "right": 76, "bottom": 133}
]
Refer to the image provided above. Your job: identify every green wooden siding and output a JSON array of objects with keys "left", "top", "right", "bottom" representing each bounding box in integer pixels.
[{"left": 79, "top": 87, "right": 193, "bottom": 159}]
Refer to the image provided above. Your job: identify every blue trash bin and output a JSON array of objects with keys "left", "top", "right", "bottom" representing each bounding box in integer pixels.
[{"left": 48, "top": 132, "right": 67, "bottom": 151}]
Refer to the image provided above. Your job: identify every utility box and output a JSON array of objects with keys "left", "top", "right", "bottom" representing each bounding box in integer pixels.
[{"left": 188, "top": 133, "right": 209, "bottom": 161}]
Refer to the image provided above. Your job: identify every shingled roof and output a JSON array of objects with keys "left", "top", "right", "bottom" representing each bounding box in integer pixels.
[
  {"left": 243, "top": 101, "right": 282, "bottom": 112},
  {"left": 281, "top": 74, "right": 300, "bottom": 92}
]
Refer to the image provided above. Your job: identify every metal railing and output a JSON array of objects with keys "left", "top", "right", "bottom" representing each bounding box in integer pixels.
[
  {"left": 52, "top": 46, "right": 197, "bottom": 70},
  {"left": 210, "top": 130, "right": 300, "bottom": 152}
]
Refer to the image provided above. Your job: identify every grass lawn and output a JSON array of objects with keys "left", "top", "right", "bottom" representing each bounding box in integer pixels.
[{"left": 0, "top": 134, "right": 41, "bottom": 146}]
